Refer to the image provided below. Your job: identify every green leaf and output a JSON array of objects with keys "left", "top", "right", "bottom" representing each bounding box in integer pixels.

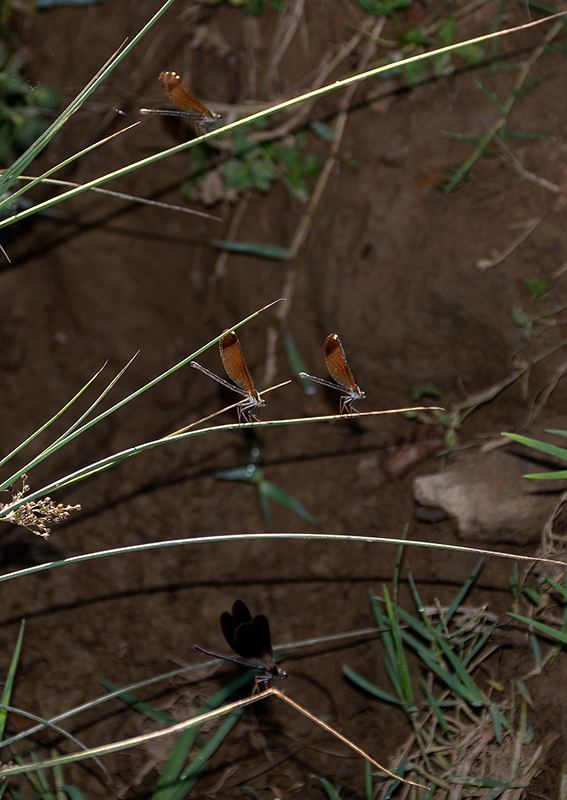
[
  {"left": 455, "top": 42, "right": 485, "bottom": 64},
  {"left": 259, "top": 480, "right": 317, "bottom": 525},
  {"left": 100, "top": 680, "right": 178, "bottom": 726},
  {"left": 524, "top": 277, "right": 548, "bottom": 296},
  {"left": 405, "top": 59, "right": 427, "bottom": 87},
  {"left": 284, "top": 328, "right": 316, "bottom": 393},
  {"left": 310, "top": 120, "right": 335, "bottom": 142},
  {"left": 437, "top": 17, "right": 457, "bottom": 46},
  {"left": 546, "top": 576, "right": 567, "bottom": 601},
  {"left": 530, "top": 630, "right": 542, "bottom": 667},
  {"left": 503, "top": 432, "right": 567, "bottom": 462},
  {"left": 57, "top": 787, "right": 86, "bottom": 800},
  {"left": 211, "top": 240, "right": 294, "bottom": 259},
  {"left": 313, "top": 775, "right": 343, "bottom": 799},
  {"left": 249, "top": 158, "right": 276, "bottom": 192},
  {"left": 342, "top": 665, "right": 401, "bottom": 705},
  {"left": 522, "top": 586, "right": 544, "bottom": 606},
  {"left": 222, "top": 158, "right": 253, "bottom": 190},
  {"left": 508, "top": 612, "right": 567, "bottom": 644},
  {"left": 216, "top": 466, "right": 255, "bottom": 483}
]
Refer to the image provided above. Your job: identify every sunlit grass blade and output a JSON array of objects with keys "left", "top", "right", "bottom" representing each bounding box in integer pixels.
[
  {"left": 1, "top": 13, "right": 556, "bottom": 228},
  {"left": 0, "top": 302, "right": 281, "bottom": 514},
  {"left": 0, "top": 0, "right": 178, "bottom": 199},
  {"left": 0, "top": 693, "right": 265, "bottom": 778},
  {"left": 0, "top": 364, "right": 105, "bottom": 476},
  {"left": 104, "top": 668, "right": 255, "bottom": 800},
  {"left": 151, "top": 672, "right": 254, "bottom": 800},
  {"left": 0, "top": 702, "right": 109, "bottom": 782},
  {"left": 19, "top": 750, "right": 51, "bottom": 796},
  {"left": 0, "top": 43, "right": 126, "bottom": 196},
  {"left": 2, "top": 122, "right": 141, "bottom": 211},
  {"left": 0, "top": 356, "right": 136, "bottom": 491}
]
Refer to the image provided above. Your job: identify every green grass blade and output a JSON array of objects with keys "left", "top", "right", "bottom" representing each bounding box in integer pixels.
[
  {"left": 57, "top": 787, "right": 85, "bottom": 800},
  {"left": 258, "top": 483, "right": 273, "bottom": 528},
  {"left": 545, "top": 575, "right": 567, "bottom": 601},
  {"left": 0, "top": 620, "right": 25, "bottom": 740},
  {"left": 148, "top": 673, "right": 254, "bottom": 800},
  {"left": 474, "top": 78, "right": 505, "bottom": 111},
  {"left": 164, "top": 709, "right": 244, "bottom": 798},
  {"left": 508, "top": 612, "right": 567, "bottom": 643},
  {"left": 522, "top": 470, "right": 567, "bottom": 479},
  {"left": 416, "top": 647, "right": 481, "bottom": 705},
  {"left": 100, "top": 681, "right": 178, "bottom": 726},
  {"left": 152, "top": 728, "right": 200, "bottom": 800},
  {"left": 284, "top": 328, "right": 316, "bottom": 393},
  {"left": 489, "top": 705, "right": 506, "bottom": 742},
  {"left": 442, "top": 559, "right": 484, "bottom": 626},
  {"left": 369, "top": 592, "right": 403, "bottom": 699},
  {"left": 0, "top": 364, "right": 104, "bottom": 475},
  {"left": 383, "top": 586, "right": 413, "bottom": 707},
  {"left": 2, "top": 123, "right": 140, "bottom": 210},
  {"left": 0, "top": 0, "right": 178, "bottom": 197},
  {"left": 427, "top": 628, "right": 485, "bottom": 704},
  {"left": 342, "top": 665, "right": 401, "bottom": 705},
  {"left": 503, "top": 432, "right": 567, "bottom": 462},
  {"left": 364, "top": 760, "right": 372, "bottom": 800},
  {"left": 392, "top": 527, "right": 408, "bottom": 606},
  {"left": 462, "top": 625, "right": 497, "bottom": 669},
  {"left": 420, "top": 679, "right": 449, "bottom": 732},
  {"left": 547, "top": 428, "right": 567, "bottom": 438},
  {"left": 313, "top": 776, "right": 342, "bottom": 799},
  {"left": 211, "top": 240, "right": 294, "bottom": 260},
  {"left": 0, "top": 703, "right": 110, "bottom": 783},
  {"left": 1, "top": 304, "right": 281, "bottom": 511},
  {"left": 259, "top": 480, "right": 317, "bottom": 525},
  {"left": 0, "top": 359, "right": 135, "bottom": 491},
  {"left": 4, "top": 356, "right": 136, "bottom": 486}
]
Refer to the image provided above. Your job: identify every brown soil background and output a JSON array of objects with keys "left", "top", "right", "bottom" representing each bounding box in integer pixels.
[{"left": 1, "top": 0, "right": 567, "bottom": 797}]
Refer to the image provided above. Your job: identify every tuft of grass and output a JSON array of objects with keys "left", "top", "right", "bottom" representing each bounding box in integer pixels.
[{"left": 342, "top": 551, "right": 550, "bottom": 794}]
